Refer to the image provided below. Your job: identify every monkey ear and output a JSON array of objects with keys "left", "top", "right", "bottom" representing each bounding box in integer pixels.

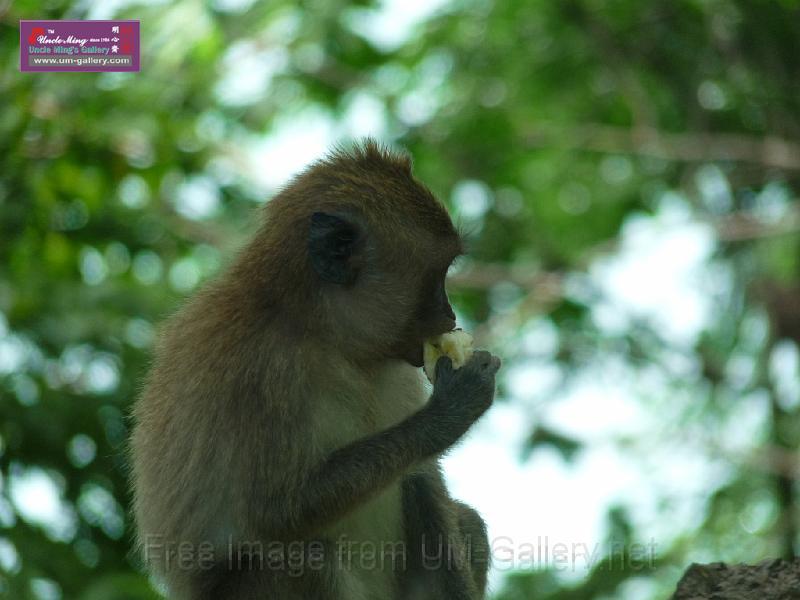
[{"left": 308, "top": 212, "right": 361, "bottom": 285}]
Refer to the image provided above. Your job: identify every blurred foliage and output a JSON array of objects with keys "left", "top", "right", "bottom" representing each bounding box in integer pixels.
[{"left": 1, "top": 0, "right": 799, "bottom": 598}]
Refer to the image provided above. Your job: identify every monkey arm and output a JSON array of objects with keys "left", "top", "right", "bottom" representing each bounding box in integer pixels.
[
  {"left": 274, "top": 407, "right": 448, "bottom": 539},
  {"left": 399, "top": 467, "right": 488, "bottom": 600},
  {"left": 261, "top": 349, "right": 498, "bottom": 542}
]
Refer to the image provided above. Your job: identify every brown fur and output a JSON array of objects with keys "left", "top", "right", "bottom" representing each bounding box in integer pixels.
[{"left": 130, "top": 140, "right": 490, "bottom": 599}]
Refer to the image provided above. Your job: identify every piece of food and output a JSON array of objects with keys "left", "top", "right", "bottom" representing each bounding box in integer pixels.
[{"left": 423, "top": 329, "right": 474, "bottom": 384}]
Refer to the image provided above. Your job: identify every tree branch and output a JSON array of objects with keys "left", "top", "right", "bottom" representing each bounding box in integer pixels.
[
  {"left": 525, "top": 123, "right": 800, "bottom": 171},
  {"left": 714, "top": 204, "right": 800, "bottom": 241}
]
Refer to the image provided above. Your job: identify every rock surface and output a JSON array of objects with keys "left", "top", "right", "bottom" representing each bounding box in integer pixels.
[{"left": 672, "top": 558, "right": 800, "bottom": 599}]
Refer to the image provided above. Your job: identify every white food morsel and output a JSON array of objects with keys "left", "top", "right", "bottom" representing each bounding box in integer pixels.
[{"left": 423, "top": 329, "right": 474, "bottom": 384}]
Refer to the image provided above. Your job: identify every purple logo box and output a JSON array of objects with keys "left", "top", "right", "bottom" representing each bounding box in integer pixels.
[{"left": 20, "top": 20, "right": 140, "bottom": 72}]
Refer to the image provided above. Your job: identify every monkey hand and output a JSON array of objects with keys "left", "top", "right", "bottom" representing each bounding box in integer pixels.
[{"left": 424, "top": 350, "right": 501, "bottom": 450}]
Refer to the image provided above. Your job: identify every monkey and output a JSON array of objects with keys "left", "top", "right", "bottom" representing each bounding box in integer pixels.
[{"left": 130, "top": 140, "right": 502, "bottom": 600}]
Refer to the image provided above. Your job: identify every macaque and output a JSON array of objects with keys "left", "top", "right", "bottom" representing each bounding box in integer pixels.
[{"left": 130, "top": 140, "right": 501, "bottom": 599}]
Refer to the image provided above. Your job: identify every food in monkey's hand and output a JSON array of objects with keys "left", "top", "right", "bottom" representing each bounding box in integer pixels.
[{"left": 423, "top": 329, "right": 474, "bottom": 384}]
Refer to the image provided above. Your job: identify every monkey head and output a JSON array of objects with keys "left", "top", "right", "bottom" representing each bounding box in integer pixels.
[{"left": 242, "top": 141, "right": 463, "bottom": 368}]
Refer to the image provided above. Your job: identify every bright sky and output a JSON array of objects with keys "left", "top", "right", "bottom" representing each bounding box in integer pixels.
[{"left": 442, "top": 208, "right": 720, "bottom": 591}]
